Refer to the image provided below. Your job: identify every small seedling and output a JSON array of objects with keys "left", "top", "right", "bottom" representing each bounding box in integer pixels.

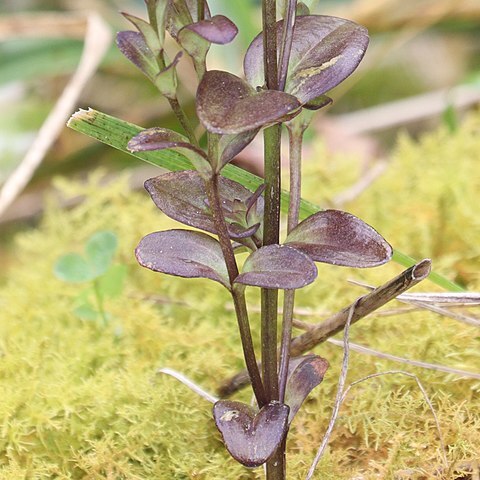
[{"left": 54, "top": 231, "right": 126, "bottom": 325}]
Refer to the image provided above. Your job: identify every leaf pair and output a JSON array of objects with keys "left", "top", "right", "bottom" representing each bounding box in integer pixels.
[
  {"left": 244, "top": 15, "right": 369, "bottom": 106},
  {"left": 135, "top": 207, "right": 392, "bottom": 291},
  {"left": 54, "top": 231, "right": 118, "bottom": 283},
  {"left": 54, "top": 231, "right": 127, "bottom": 323},
  {"left": 213, "top": 355, "right": 328, "bottom": 467},
  {"left": 135, "top": 230, "right": 317, "bottom": 291}
]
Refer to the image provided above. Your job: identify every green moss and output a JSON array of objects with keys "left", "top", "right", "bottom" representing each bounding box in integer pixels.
[{"left": 1, "top": 115, "right": 479, "bottom": 478}]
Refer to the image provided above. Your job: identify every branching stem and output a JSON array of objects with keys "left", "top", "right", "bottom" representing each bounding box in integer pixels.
[{"left": 206, "top": 135, "right": 266, "bottom": 406}]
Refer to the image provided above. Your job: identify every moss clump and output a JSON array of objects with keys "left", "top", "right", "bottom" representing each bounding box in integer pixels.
[{"left": 1, "top": 115, "right": 479, "bottom": 479}]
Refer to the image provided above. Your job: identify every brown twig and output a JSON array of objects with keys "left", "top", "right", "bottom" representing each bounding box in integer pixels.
[
  {"left": 0, "top": 13, "right": 112, "bottom": 219},
  {"left": 217, "top": 259, "right": 431, "bottom": 397}
]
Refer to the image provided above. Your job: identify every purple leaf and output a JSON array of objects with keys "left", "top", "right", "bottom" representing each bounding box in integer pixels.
[
  {"left": 213, "top": 400, "right": 289, "bottom": 468},
  {"left": 144, "top": 171, "right": 263, "bottom": 240},
  {"left": 135, "top": 229, "right": 230, "bottom": 288},
  {"left": 196, "top": 70, "right": 301, "bottom": 134},
  {"left": 244, "top": 15, "right": 369, "bottom": 104},
  {"left": 285, "top": 210, "right": 393, "bottom": 267},
  {"left": 182, "top": 15, "right": 238, "bottom": 44},
  {"left": 128, "top": 127, "right": 211, "bottom": 176},
  {"left": 116, "top": 31, "right": 158, "bottom": 80},
  {"left": 285, "top": 355, "right": 329, "bottom": 424},
  {"left": 218, "top": 128, "right": 260, "bottom": 169},
  {"left": 234, "top": 244, "right": 317, "bottom": 290}
]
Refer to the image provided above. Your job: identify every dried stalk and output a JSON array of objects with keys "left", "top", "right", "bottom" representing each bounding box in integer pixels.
[{"left": 218, "top": 259, "right": 431, "bottom": 397}]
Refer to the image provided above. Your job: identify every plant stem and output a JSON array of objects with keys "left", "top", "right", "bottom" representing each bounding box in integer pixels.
[
  {"left": 167, "top": 96, "right": 198, "bottom": 146},
  {"left": 278, "top": 126, "right": 303, "bottom": 401},
  {"left": 197, "top": 0, "right": 205, "bottom": 21},
  {"left": 278, "top": 0, "right": 297, "bottom": 91},
  {"left": 152, "top": 49, "right": 198, "bottom": 146},
  {"left": 262, "top": 1, "right": 285, "bottom": 478},
  {"left": 262, "top": 0, "right": 279, "bottom": 91},
  {"left": 93, "top": 279, "right": 108, "bottom": 327},
  {"left": 261, "top": 124, "right": 281, "bottom": 405},
  {"left": 206, "top": 135, "right": 266, "bottom": 406}
]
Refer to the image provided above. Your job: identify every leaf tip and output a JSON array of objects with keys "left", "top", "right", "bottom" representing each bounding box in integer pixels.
[{"left": 67, "top": 108, "right": 96, "bottom": 127}]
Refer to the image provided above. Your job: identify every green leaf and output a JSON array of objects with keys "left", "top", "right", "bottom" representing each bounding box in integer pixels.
[
  {"left": 54, "top": 253, "right": 95, "bottom": 283},
  {"left": 85, "top": 231, "right": 118, "bottom": 277},
  {"left": 73, "top": 302, "right": 100, "bottom": 321},
  {"left": 122, "top": 12, "right": 162, "bottom": 56},
  {"left": 97, "top": 264, "right": 127, "bottom": 298},
  {"left": 66, "top": 109, "right": 465, "bottom": 292}
]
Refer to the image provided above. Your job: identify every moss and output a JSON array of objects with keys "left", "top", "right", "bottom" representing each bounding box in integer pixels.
[{"left": 1, "top": 115, "right": 479, "bottom": 478}]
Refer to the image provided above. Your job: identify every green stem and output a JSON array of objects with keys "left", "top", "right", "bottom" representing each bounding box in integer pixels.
[
  {"left": 93, "top": 279, "right": 108, "bottom": 327},
  {"left": 262, "top": 125, "right": 281, "bottom": 405},
  {"left": 262, "top": 1, "right": 285, "bottom": 479},
  {"left": 262, "top": 0, "right": 279, "bottom": 90},
  {"left": 206, "top": 136, "right": 266, "bottom": 406},
  {"left": 197, "top": 0, "right": 205, "bottom": 21},
  {"left": 167, "top": 97, "right": 198, "bottom": 147},
  {"left": 278, "top": 127, "right": 303, "bottom": 401},
  {"left": 278, "top": 0, "right": 297, "bottom": 91}
]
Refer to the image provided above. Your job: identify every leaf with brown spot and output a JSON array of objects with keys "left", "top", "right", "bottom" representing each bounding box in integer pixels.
[
  {"left": 244, "top": 15, "right": 369, "bottom": 104},
  {"left": 213, "top": 400, "right": 289, "bottom": 468},
  {"left": 285, "top": 210, "right": 392, "bottom": 267}
]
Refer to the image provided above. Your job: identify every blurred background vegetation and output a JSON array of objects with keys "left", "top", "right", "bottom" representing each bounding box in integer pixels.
[{"left": 1, "top": 0, "right": 479, "bottom": 276}]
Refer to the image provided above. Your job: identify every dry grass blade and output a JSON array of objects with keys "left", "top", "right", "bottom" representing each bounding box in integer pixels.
[
  {"left": 0, "top": 12, "right": 90, "bottom": 40},
  {"left": 0, "top": 13, "right": 112, "bottom": 218},
  {"left": 350, "top": 280, "right": 480, "bottom": 327},
  {"left": 398, "top": 292, "right": 480, "bottom": 306},
  {"left": 306, "top": 300, "right": 358, "bottom": 480},
  {"left": 326, "top": 338, "right": 480, "bottom": 380},
  {"left": 157, "top": 368, "right": 218, "bottom": 404},
  {"left": 332, "top": 85, "right": 480, "bottom": 136}
]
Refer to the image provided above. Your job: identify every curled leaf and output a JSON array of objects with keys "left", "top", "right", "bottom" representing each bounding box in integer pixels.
[
  {"left": 244, "top": 15, "right": 369, "bottom": 104},
  {"left": 152, "top": 51, "right": 182, "bottom": 99},
  {"left": 122, "top": 12, "right": 161, "bottom": 55},
  {"left": 135, "top": 229, "right": 230, "bottom": 288},
  {"left": 213, "top": 400, "right": 289, "bottom": 468},
  {"left": 116, "top": 31, "right": 158, "bottom": 80},
  {"left": 285, "top": 210, "right": 392, "bottom": 267},
  {"left": 196, "top": 70, "right": 301, "bottom": 134},
  {"left": 235, "top": 244, "right": 317, "bottom": 290},
  {"left": 128, "top": 127, "right": 211, "bottom": 175},
  {"left": 285, "top": 355, "right": 329, "bottom": 424}
]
